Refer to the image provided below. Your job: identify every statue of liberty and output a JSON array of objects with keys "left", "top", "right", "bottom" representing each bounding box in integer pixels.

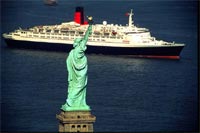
[{"left": 61, "top": 17, "right": 93, "bottom": 111}]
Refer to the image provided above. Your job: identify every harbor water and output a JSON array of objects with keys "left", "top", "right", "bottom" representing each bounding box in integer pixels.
[{"left": 1, "top": 0, "right": 198, "bottom": 132}]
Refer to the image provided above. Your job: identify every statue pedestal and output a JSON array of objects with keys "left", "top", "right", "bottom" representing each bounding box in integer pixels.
[{"left": 56, "top": 111, "right": 96, "bottom": 132}]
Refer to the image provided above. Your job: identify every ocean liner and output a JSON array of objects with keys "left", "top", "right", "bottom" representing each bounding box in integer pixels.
[{"left": 2, "top": 7, "right": 185, "bottom": 59}]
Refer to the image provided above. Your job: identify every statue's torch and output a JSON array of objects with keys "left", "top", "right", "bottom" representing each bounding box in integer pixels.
[
  {"left": 87, "top": 16, "right": 94, "bottom": 25},
  {"left": 86, "top": 16, "right": 93, "bottom": 36}
]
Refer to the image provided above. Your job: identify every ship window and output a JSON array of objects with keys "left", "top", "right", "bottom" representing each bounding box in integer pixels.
[
  {"left": 94, "top": 33, "right": 100, "bottom": 35},
  {"left": 61, "top": 31, "right": 68, "bottom": 33},
  {"left": 69, "top": 31, "right": 75, "bottom": 34},
  {"left": 83, "top": 125, "right": 86, "bottom": 128}
]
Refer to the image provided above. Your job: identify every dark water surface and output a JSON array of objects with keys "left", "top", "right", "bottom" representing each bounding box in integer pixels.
[{"left": 1, "top": 0, "right": 198, "bottom": 132}]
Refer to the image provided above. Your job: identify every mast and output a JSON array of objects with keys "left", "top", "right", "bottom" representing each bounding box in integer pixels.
[{"left": 128, "top": 9, "right": 134, "bottom": 27}]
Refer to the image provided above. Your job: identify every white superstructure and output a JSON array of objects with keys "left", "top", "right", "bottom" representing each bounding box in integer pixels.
[{"left": 3, "top": 9, "right": 184, "bottom": 48}]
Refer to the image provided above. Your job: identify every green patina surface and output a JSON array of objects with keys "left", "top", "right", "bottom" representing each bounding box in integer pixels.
[{"left": 61, "top": 23, "right": 93, "bottom": 111}]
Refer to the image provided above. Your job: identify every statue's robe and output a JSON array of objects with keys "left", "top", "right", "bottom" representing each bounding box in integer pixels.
[{"left": 64, "top": 40, "right": 90, "bottom": 110}]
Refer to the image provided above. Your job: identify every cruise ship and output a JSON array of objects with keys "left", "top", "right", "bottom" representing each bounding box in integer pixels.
[{"left": 2, "top": 7, "right": 185, "bottom": 59}]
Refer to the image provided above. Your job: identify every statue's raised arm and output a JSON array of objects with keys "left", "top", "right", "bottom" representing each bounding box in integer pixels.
[{"left": 81, "top": 16, "right": 93, "bottom": 46}]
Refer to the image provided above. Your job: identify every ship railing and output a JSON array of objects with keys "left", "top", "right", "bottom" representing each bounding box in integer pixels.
[
  {"left": 20, "top": 31, "right": 124, "bottom": 41},
  {"left": 88, "top": 34, "right": 123, "bottom": 42}
]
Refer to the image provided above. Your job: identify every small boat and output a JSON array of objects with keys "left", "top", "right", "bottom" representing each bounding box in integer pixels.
[{"left": 44, "top": 0, "right": 57, "bottom": 6}]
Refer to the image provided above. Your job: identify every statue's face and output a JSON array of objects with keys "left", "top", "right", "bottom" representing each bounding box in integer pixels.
[{"left": 73, "top": 38, "right": 82, "bottom": 48}]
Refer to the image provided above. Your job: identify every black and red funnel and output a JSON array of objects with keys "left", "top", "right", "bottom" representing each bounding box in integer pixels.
[{"left": 74, "top": 6, "right": 88, "bottom": 25}]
